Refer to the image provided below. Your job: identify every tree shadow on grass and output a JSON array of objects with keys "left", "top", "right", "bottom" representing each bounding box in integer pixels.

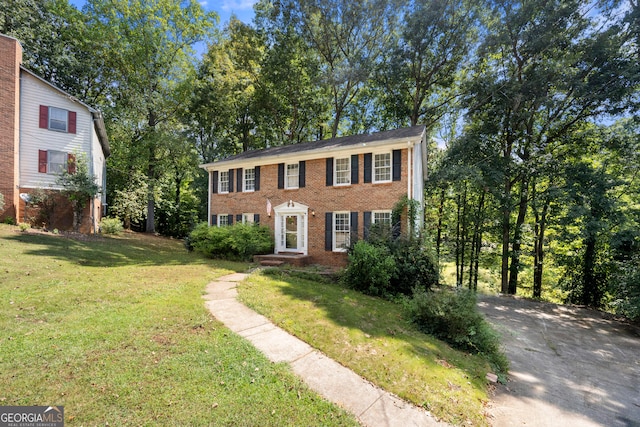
[{"left": 4, "top": 230, "right": 240, "bottom": 269}]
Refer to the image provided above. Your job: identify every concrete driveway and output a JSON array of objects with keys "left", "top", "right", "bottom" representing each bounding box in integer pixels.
[{"left": 478, "top": 295, "right": 640, "bottom": 427}]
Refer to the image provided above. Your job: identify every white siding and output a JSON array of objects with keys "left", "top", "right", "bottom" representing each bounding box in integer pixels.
[{"left": 19, "top": 72, "right": 105, "bottom": 192}]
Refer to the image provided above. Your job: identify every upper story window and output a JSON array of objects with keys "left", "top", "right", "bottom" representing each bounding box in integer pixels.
[
  {"left": 219, "top": 171, "right": 229, "bottom": 193},
  {"left": 244, "top": 168, "right": 255, "bottom": 192},
  {"left": 334, "top": 157, "right": 350, "bottom": 185},
  {"left": 286, "top": 163, "right": 299, "bottom": 189},
  {"left": 374, "top": 152, "right": 391, "bottom": 183},
  {"left": 39, "top": 105, "right": 76, "bottom": 134}
]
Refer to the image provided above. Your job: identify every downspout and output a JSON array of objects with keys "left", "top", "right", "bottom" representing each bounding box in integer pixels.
[
  {"left": 208, "top": 170, "right": 212, "bottom": 226},
  {"left": 406, "top": 143, "right": 413, "bottom": 234}
]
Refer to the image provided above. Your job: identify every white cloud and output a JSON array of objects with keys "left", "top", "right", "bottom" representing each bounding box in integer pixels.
[{"left": 220, "top": 0, "right": 257, "bottom": 12}]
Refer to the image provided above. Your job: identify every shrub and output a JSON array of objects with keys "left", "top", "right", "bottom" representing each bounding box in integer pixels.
[
  {"left": 405, "top": 288, "right": 509, "bottom": 375},
  {"left": 18, "top": 222, "right": 30, "bottom": 232},
  {"left": 341, "top": 240, "right": 396, "bottom": 297},
  {"left": 100, "top": 217, "right": 124, "bottom": 235},
  {"left": 188, "top": 222, "right": 274, "bottom": 261},
  {"left": 390, "top": 238, "right": 439, "bottom": 295}
]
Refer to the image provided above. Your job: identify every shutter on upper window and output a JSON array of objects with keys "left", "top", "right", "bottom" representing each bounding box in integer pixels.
[
  {"left": 68, "top": 111, "right": 77, "bottom": 134},
  {"left": 67, "top": 153, "right": 76, "bottom": 174},
  {"left": 229, "top": 169, "right": 234, "bottom": 192},
  {"left": 325, "top": 212, "right": 333, "bottom": 251},
  {"left": 351, "top": 154, "right": 359, "bottom": 184},
  {"left": 39, "top": 106, "right": 48, "bottom": 129},
  {"left": 254, "top": 166, "right": 260, "bottom": 191},
  {"left": 212, "top": 171, "right": 218, "bottom": 194},
  {"left": 38, "top": 150, "right": 48, "bottom": 173},
  {"left": 237, "top": 168, "right": 243, "bottom": 192},
  {"left": 326, "top": 158, "right": 333, "bottom": 186},
  {"left": 299, "top": 161, "right": 306, "bottom": 188},
  {"left": 364, "top": 153, "right": 372, "bottom": 183},
  {"left": 392, "top": 149, "right": 402, "bottom": 181},
  {"left": 277, "top": 163, "right": 284, "bottom": 189}
]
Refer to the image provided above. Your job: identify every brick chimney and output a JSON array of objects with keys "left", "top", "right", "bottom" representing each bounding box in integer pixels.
[{"left": 0, "top": 34, "right": 22, "bottom": 222}]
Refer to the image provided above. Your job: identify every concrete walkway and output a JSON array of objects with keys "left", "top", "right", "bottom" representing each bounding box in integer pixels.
[{"left": 203, "top": 273, "right": 447, "bottom": 427}]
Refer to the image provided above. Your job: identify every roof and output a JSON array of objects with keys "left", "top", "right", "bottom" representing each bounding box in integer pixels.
[
  {"left": 201, "top": 125, "right": 426, "bottom": 170},
  {"left": 20, "top": 66, "right": 111, "bottom": 158}
]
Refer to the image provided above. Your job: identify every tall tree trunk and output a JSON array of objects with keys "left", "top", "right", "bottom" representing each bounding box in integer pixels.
[
  {"left": 469, "top": 189, "right": 485, "bottom": 291},
  {"left": 459, "top": 184, "right": 468, "bottom": 287},
  {"left": 501, "top": 176, "right": 511, "bottom": 294},
  {"left": 436, "top": 187, "right": 445, "bottom": 259},
  {"left": 533, "top": 197, "right": 549, "bottom": 298},
  {"left": 582, "top": 234, "right": 598, "bottom": 307},
  {"left": 508, "top": 177, "right": 529, "bottom": 294},
  {"left": 456, "top": 192, "right": 462, "bottom": 287}
]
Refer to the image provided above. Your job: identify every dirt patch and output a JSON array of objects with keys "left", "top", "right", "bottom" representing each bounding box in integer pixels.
[{"left": 478, "top": 295, "right": 640, "bottom": 427}]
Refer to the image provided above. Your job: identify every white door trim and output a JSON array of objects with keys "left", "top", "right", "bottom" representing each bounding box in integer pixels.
[{"left": 274, "top": 201, "right": 308, "bottom": 255}]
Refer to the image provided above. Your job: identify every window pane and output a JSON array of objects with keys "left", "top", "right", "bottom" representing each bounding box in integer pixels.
[
  {"left": 218, "top": 215, "right": 228, "bottom": 227},
  {"left": 48, "top": 150, "right": 66, "bottom": 174},
  {"left": 244, "top": 168, "right": 255, "bottom": 191},
  {"left": 335, "top": 157, "right": 350, "bottom": 185},
  {"left": 286, "top": 163, "right": 299, "bottom": 188},
  {"left": 334, "top": 212, "right": 350, "bottom": 251},
  {"left": 373, "top": 212, "right": 391, "bottom": 224},
  {"left": 219, "top": 171, "right": 229, "bottom": 193},
  {"left": 49, "top": 107, "right": 67, "bottom": 131},
  {"left": 374, "top": 153, "right": 391, "bottom": 182}
]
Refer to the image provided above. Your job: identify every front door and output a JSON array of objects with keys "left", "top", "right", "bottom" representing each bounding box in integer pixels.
[{"left": 274, "top": 201, "right": 308, "bottom": 255}]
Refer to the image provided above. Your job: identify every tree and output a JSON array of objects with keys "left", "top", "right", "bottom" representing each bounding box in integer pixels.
[
  {"left": 461, "top": 0, "right": 637, "bottom": 294},
  {"left": 57, "top": 154, "right": 101, "bottom": 232},
  {"left": 85, "top": 0, "right": 216, "bottom": 233},
  {"left": 375, "top": 0, "right": 478, "bottom": 129}
]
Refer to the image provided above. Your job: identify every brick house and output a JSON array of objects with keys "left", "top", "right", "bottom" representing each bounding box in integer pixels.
[
  {"left": 200, "top": 126, "right": 428, "bottom": 266},
  {"left": 0, "top": 33, "right": 110, "bottom": 232}
]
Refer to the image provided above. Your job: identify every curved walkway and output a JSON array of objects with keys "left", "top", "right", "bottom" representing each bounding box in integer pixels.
[{"left": 202, "top": 273, "right": 447, "bottom": 427}]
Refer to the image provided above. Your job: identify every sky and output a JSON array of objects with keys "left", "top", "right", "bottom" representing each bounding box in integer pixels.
[{"left": 68, "top": 0, "right": 257, "bottom": 26}]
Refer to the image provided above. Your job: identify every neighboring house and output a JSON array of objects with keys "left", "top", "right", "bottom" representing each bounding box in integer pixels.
[
  {"left": 200, "top": 125, "right": 428, "bottom": 266},
  {"left": 0, "top": 33, "right": 110, "bottom": 232}
]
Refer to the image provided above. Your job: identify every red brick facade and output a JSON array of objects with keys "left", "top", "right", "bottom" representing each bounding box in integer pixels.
[
  {"left": 204, "top": 127, "right": 427, "bottom": 267},
  {"left": 0, "top": 34, "right": 21, "bottom": 222}
]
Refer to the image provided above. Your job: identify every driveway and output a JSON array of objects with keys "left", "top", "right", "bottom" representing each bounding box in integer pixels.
[{"left": 478, "top": 295, "right": 640, "bottom": 427}]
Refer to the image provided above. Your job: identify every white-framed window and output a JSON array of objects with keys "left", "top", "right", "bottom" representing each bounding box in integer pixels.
[
  {"left": 48, "top": 150, "right": 67, "bottom": 174},
  {"left": 242, "top": 213, "right": 254, "bottom": 224},
  {"left": 334, "top": 157, "right": 350, "bottom": 185},
  {"left": 285, "top": 163, "right": 299, "bottom": 189},
  {"left": 333, "top": 212, "right": 350, "bottom": 252},
  {"left": 244, "top": 168, "right": 255, "bottom": 192},
  {"left": 373, "top": 210, "right": 392, "bottom": 225},
  {"left": 48, "top": 107, "right": 68, "bottom": 132},
  {"left": 374, "top": 152, "right": 391, "bottom": 183},
  {"left": 218, "top": 214, "right": 229, "bottom": 227},
  {"left": 219, "top": 171, "right": 229, "bottom": 193}
]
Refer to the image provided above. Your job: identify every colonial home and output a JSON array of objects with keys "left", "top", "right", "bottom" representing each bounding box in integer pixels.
[
  {"left": 200, "top": 125, "right": 428, "bottom": 266},
  {"left": 0, "top": 33, "right": 110, "bottom": 232}
]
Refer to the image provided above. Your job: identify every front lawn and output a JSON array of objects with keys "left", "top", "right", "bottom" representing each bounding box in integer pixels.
[
  {"left": 239, "top": 268, "right": 493, "bottom": 426},
  {"left": 0, "top": 225, "right": 358, "bottom": 426}
]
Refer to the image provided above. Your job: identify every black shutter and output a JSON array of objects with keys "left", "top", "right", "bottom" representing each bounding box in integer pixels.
[
  {"left": 229, "top": 169, "right": 234, "bottom": 192},
  {"left": 228, "top": 214, "right": 234, "bottom": 225},
  {"left": 254, "top": 166, "right": 260, "bottom": 191},
  {"left": 211, "top": 214, "right": 217, "bottom": 226},
  {"left": 392, "top": 149, "right": 401, "bottom": 181},
  {"left": 326, "top": 158, "right": 333, "bottom": 186},
  {"left": 350, "top": 212, "right": 358, "bottom": 238},
  {"left": 237, "top": 168, "right": 243, "bottom": 192},
  {"left": 236, "top": 214, "right": 242, "bottom": 223},
  {"left": 278, "top": 163, "right": 284, "bottom": 189},
  {"left": 299, "top": 161, "right": 306, "bottom": 188},
  {"left": 363, "top": 211, "right": 372, "bottom": 240},
  {"left": 212, "top": 171, "right": 218, "bottom": 194},
  {"left": 364, "top": 153, "right": 372, "bottom": 183},
  {"left": 351, "top": 154, "right": 359, "bottom": 184},
  {"left": 254, "top": 214, "right": 260, "bottom": 224},
  {"left": 325, "top": 212, "right": 333, "bottom": 251}
]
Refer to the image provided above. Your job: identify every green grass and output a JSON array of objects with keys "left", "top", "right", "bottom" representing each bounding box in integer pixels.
[
  {"left": 0, "top": 225, "right": 358, "bottom": 426},
  {"left": 238, "top": 268, "right": 493, "bottom": 426}
]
